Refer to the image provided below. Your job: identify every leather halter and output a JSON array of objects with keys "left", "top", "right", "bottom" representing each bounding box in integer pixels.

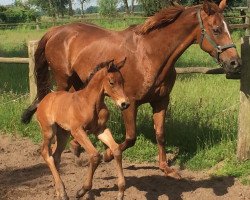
[{"left": 197, "top": 9, "right": 236, "bottom": 62}]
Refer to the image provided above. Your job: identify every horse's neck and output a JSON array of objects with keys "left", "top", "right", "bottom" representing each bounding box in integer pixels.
[{"left": 139, "top": 9, "right": 198, "bottom": 84}]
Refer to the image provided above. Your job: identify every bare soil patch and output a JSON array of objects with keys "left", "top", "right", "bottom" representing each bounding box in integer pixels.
[{"left": 0, "top": 134, "right": 249, "bottom": 200}]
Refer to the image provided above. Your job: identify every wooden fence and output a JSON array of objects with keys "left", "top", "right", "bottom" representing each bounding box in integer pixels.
[
  {"left": 0, "top": 14, "right": 249, "bottom": 32},
  {"left": 0, "top": 36, "right": 249, "bottom": 161}
]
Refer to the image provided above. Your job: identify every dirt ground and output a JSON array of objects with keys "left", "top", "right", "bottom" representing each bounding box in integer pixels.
[{"left": 0, "top": 134, "right": 250, "bottom": 200}]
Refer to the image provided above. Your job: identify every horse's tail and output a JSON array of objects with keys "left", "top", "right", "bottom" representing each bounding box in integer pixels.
[{"left": 21, "top": 27, "right": 57, "bottom": 124}]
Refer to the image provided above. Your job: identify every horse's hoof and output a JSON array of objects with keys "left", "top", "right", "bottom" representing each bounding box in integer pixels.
[
  {"left": 70, "top": 141, "right": 83, "bottom": 158},
  {"left": 76, "top": 188, "right": 87, "bottom": 198},
  {"left": 103, "top": 149, "right": 114, "bottom": 162},
  {"left": 165, "top": 169, "right": 181, "bottom": 180},
  {"left": 74, "top": 155, "right": 89, "bottom": 167}
]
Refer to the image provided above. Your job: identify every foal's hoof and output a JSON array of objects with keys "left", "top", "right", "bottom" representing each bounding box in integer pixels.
[
  {"left": 103, "top": 149, "right": 114, "bottom": 162},
  {"left": 76, "top": 188, "right": 87, "bottom": 198},
  {"left": 117, "top": 192, "right": 124, "bottom": 200},
  {"left": 56, "top": 194, "right": 69, "bottom": 200}
]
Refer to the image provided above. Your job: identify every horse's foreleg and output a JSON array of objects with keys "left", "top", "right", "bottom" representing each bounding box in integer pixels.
[
  {"left": 71, "top": 128, "right": 101, "bottom": 199},
  {"left": 98, "top": 129, "right": 125, "bottom": 200},
  {"left": 103, "top": 102, "right": 137, "bottom": 162},
  {"left": 151, "top": 98, "right": 181, "bottom": 179},
  {"left": 41, "top": 125, "right": 68, "bottom": 200}
]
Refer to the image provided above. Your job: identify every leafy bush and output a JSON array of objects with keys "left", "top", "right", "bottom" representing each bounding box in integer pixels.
[
  {"left": 1, "top": 6, "right": 39, "bottom": 23},
  {"left": 98, "top": 0, "right": 118, "bottom": 17}
]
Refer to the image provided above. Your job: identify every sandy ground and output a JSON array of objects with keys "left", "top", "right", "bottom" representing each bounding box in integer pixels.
[{"left": 0, "top": 134, "right": 250, "bottom": 200}]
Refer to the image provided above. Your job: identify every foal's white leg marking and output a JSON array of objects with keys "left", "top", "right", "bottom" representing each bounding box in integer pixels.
[{"left": 223, "top": 20, "right": 231, "bottom": 39}]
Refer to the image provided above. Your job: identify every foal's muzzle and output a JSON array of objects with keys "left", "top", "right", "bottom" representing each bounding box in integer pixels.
[
  {"left": 120, "top": 102, "right": 130, "bottom": 110},
  {"left": 117, "top": 99, "right": 130, "bottom": 110}
]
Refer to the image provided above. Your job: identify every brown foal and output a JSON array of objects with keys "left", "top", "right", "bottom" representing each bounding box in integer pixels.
[{"left": 23, "top": 59, "right": 129, "bottom": 200}]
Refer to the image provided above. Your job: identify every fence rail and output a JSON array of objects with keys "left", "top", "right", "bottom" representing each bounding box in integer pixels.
[
  {"left": 0, "top": 57, "right": 29, "bottom": 64},
  {"left": 0, "top": 15, "right": 249, "bottom": 31}
]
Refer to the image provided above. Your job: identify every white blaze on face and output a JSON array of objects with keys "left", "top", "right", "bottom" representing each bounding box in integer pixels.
[{"left": 223, "top": 20, "right": 231, "bottom": 39}]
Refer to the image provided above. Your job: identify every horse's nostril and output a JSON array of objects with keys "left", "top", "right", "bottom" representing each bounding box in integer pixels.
[{"left": 230, "top": 60, "right": 237, "bottom": 67}]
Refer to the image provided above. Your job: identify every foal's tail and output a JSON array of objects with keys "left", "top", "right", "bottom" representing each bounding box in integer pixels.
[{"left": 21, "top": 27, "right": 57, "bottom": 124}]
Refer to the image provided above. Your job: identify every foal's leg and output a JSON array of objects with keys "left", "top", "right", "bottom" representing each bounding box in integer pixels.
[
  {"left": 150, "top": 98, "right": 181, "bottom": 179},
  {"left": 51, "top": 73, "right": 73, "bottom": 166},
  {"left": 52, "top": 125, "right": 70, "bottom": 169},
  {"left": 103, "top": 102, "right": 137, "bottom": 162},
  {"left": 98, "top": 129, "right": 125, "bottom": 200},
  {"left": 71, "top": 128, "right": 101, "bottom": 198},
  {"left": 41, "top": 125, "right": 68, "bottom": 200}
]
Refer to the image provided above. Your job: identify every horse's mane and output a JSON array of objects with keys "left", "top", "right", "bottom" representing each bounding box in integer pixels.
[{"left": 136, "top": 5, "right": 186, "bottom": 35}]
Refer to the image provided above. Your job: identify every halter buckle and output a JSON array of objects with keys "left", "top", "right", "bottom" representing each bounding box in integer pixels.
[{"left": 217, "top": 46, "right": 223, "bottom": 53}]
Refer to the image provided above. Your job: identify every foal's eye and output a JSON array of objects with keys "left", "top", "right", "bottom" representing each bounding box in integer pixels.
[{"left": 109, "top": 79, "right": 114, "bottom": 86}]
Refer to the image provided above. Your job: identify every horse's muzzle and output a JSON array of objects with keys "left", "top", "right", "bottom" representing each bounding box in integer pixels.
[{"left": 223, "top": 58, "right": 241, "bottom": 79}]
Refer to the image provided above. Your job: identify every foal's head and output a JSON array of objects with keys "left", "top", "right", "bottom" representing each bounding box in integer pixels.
[
  {"left": 103, "top": 59, "right": 130, "bottom": 110},
  {"left": 196, "top": 0, "right": 241, "bottom": 76}
]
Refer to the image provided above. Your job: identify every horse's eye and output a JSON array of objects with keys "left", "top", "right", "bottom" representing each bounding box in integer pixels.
[{"left": 212, "top": 27, "right": 221, "bottom": 35}]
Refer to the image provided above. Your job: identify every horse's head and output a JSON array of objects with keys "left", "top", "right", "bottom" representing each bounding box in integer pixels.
[
  {"left": 103, "top": 58, "right": 130, "bottom": 110},
  {"left": 196, "top": 0, "right": 241, "bottom": 77}
]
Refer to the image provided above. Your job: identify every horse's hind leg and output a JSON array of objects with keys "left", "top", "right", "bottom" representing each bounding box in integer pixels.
[
  {"left": 40, "top": 125, "right": 68, "bottom": 200},
  {"left": 52, "top": 125, "right": 70, "bottom": 169},
  {"left": 71, "top": 128, "right": 101, "bottom": 199},
  {"left": 98, "top": 129, "right": 125, "bottom": 200}
]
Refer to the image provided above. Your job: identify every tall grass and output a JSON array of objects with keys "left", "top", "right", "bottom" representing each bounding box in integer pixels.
[{"left": 0, "top": 26, "right": 249, "bottom": 183}]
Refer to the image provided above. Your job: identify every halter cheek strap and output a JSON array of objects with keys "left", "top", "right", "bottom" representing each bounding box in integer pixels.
[{"left": 197, "top": 9, "right": 236, "bottom": 62}]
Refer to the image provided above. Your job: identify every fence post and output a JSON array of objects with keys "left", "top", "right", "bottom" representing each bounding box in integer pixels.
[
  {"left": 247, "top": 0, "right": 250, "bottom": 35},
  {"left": 36, "top": 18, "right": 40, "bottom": 30},
  {"left": 28, "top": 40, "right": 38, "bottom": 103},
  {"left": 237, "top": 36, "right": 250, "bottom": 161}
]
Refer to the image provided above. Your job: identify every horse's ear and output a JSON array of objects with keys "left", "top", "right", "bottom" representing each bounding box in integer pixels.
[
  {"left": 218, "top": 0, "right": 227, "bottom": 12},
  {"left": 116, "top": 57, "right": 127, "bottom": 70},
  {"left": 203, "top": 0, "right": 217, "bottom": 16}
]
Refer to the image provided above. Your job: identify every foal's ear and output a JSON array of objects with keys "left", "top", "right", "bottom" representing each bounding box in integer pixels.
[
  {"left": 218, "top": 0, "right": 227, "bottom": 12},
  {"left": 203, "top": 0, "right": 219, "bottom": 16},
  {"left": 107, "top": 59, "right": 116, "bottom": 72},
  {"left": 116, "top": 57, "right": 127, "bottom": 70}
]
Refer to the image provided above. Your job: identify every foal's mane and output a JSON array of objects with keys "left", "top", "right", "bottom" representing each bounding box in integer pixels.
[
  {"left": 82, "top": 60, "right": 116, "bottom": 88},
  {"left": 136, "top": 5, "right": 185, "bottom": 35}
]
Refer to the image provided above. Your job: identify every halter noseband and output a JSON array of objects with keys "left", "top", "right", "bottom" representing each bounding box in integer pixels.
[{"left": 197, "top": 9, "right": 236, "bottom": 62}]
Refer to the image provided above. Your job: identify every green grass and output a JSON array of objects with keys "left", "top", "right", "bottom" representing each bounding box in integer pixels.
[{"left": 0, "top": 26, "right": 249, "bottom": 184}]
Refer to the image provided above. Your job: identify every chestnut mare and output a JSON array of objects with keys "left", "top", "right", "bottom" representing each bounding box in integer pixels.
[
  {"left": 22, "top": 59, "right": 129, "bottom": 200},
  {"left": 22, "top": 0, "right": 241, "bottom": 179}
]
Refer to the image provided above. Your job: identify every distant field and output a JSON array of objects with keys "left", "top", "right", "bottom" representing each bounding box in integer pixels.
[{"left": 0, "top": 24, "right": 249, "bottom": 184}]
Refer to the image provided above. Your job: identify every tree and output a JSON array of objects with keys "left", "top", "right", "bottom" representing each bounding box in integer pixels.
[
  {"left": 85, "top": 6, "right": 99, "bottom": 13},
  {"left": 122, "top": 0, "right": 130, "bottom": 14},
  {"left": 137, "top": 0, "right": 171, "bottom": 16},
  {"left": 98, "top": 0, "right": 118, "bottom": 17},
  {"left": 68, "top": 0, "right": 73, "bottom": 16},
  {"left": 28, "top": 0, "right": 69, "bottom": 17},
  {"left": 131, "top": 0, "right": 135, "bottom": 13},
  {"left": 79, "top": 0, "right": 89, "bottom": 17}
]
